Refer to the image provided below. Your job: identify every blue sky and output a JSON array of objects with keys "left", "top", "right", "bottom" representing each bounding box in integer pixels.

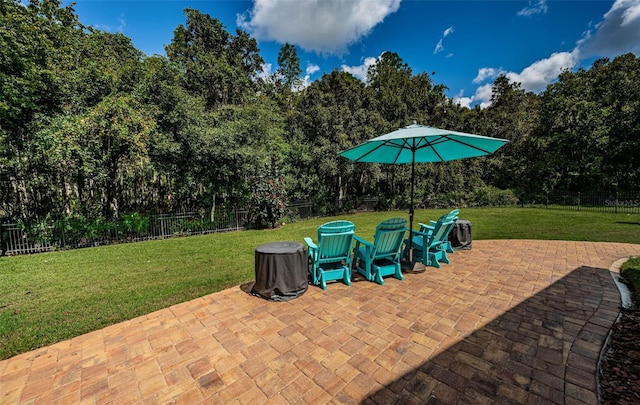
[{"left": 66, "top": 0, "right": 640, "bottom": 107}]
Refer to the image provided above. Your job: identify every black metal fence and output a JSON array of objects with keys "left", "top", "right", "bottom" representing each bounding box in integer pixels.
[
  {"left": 522, "top": 191, "right": 640, "bottom": 214},
  {"left": 1, "top": 192, "right": 637, "bottom": 256},
  {"left": 0, "top": 201, "right": 318, "bottom": 256},
  {"left": 0, "top": 210, "right": 248, "bottom": 256}
]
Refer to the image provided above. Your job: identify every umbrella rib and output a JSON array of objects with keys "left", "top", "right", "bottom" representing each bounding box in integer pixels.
[
  {"left": 414, "top": 135, "right": 499, "bottom": 156},
  {"left": 390, "top": 140, "right": 408, "bottom": 163},
  {"left": 349, "top": 140, "right": 409, "bottom": 164},
  {"left": 450, "top": 137, "right": 498, "bottom": 154},
  {"left": 350, "top": 142, "right": 389, "bottom": 163},
  {"left": 413, "top": 136, "right": 445, "bottom": 161}
]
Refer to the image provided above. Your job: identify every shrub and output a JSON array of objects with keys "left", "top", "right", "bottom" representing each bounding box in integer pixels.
[
  {"left": 471, "top": 186, "right": 519, "bottom": 207},
  {"left": 246, "top": 172, "right": 288, "bottom": 229},
  {"left": 118, "top": 213, "right": 150, "bottom": 238}
]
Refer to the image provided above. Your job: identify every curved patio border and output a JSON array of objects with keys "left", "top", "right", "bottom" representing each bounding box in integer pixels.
[{"left": 1, "top": 240, "right": 639, "bottom": 404}]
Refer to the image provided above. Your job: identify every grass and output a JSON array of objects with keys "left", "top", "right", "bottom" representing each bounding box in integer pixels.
[
  {"left": 1, "top": 207, "right": 639, "bottom": 360},
  {"left": 621, "top": 257, "right": 640, "bottom": 309}
]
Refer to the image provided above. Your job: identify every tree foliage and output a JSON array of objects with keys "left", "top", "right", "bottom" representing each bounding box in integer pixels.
[{"left": 1, "top": 0, "right": 640, "bottom": 231}]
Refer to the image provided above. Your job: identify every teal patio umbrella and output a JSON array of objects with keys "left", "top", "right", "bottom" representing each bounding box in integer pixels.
[{"left": 340, "top": 124, "right": 508, "bottom": 259}]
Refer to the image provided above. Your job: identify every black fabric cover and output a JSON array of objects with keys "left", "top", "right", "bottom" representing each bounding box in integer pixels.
[
  {"left": 448, "top": 220, "right": 472, "bottom": 250},
  {"left": 251, "top": 241, "right": 308, "bottom": 301}
]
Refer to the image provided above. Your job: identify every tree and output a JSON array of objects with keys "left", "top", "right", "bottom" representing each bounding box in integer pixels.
[
  {"left": 166, "top": 9, "right": 263, "bottom": 109},
  {"left": 532, "top": 55, "right": 640, "bottom": 192},
  {"left": 481, "top": 75, "right": 540, "bottom": 192},
  {"left": 277, "top": 43, "right": 302, "bottom": 89},
  {"left": 366, "top": 51, "right": 413, "bottom": 126},
  {"left": 295, "top": 70, "right": 385, "bottom": 210},
  {"left": 34, "top": 94, "right": 154, "bottom": 219}
]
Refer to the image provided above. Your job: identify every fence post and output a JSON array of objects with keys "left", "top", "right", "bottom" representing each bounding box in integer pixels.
[
  {"left": 545, "top": 192, "right": 548, "bottom": 209},
  {"left": 615, "top": 192, "right": 619, "bottom": 214},
  {"left": 521, "top": 193, "right": 524, "bottom": 208},
  {"left": 578, "top": 192, "right": 581, "bottom": 211}
]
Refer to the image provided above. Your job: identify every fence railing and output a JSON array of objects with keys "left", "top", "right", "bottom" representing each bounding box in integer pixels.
[
  {"left": 522, "top": 191, "right": 640, "bottom": 214},
  {"left": 2, "top": 192, "right": 637, "bottom": 256},
  {"left": 0, "top": 201, "right": 318, "bottom": 256},
  {"left": 1, "top": 210, "right": 249, "bottom": 256}
]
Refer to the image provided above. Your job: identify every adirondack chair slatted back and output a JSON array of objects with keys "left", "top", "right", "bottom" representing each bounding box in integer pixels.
[
  {"left": 427, "top": 219, "right": 456, "bottom": 246},
  {"left": 420, "top": 209, "right": 459, "bottom": 234},
  {"left": 373, "top": 218, "right": 407, "bottom": 257},
  {"left": 317, "top": 221, "right": 355, "bottom": 262}
]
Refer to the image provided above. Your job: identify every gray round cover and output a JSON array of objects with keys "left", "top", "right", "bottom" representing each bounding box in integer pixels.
[
  {"left": 448, "top": 220, "right": 472, "bottom": 250},
  {"left": 252, "top": 241, "right": 308, "bottom": 301}
]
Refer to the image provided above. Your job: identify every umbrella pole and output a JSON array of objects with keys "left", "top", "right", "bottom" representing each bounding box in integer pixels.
[{"left": 408, "top": 153, "right": 415, "bottom": 262}]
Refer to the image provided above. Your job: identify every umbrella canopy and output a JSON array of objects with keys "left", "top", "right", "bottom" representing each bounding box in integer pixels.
[
  {"left": 340, "top": 124, "right": 508, "bottom": 261},
  {"left": 340, "top": 124, "right": 508, "bottom": 164}
]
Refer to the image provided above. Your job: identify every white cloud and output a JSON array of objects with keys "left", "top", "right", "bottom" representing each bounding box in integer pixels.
[
  {"left": 473, "top": 67, "right": 504, "bottom": 84},
  {"left": 341, "top": 56, "right": 379, "bottom": 82},
  {"left": 294, "top": 77, "right": 312, "bottom": 92},
  {"left": 238, "top": 0, "right": 401, "bottom": 55},
  {"left": 469, "top": 51, "right": 578, "bottom": 107},
  {"left": 453, "top": 96, "right": 473, "bottom": 109},
  {"left": 93, "top": 14, "right": 126, "bottom": 33},
  {"left": 517, "top": 0, "right": 548, "bottom": 17},
  {"left": 507, "top": 51, "right": 579, "bottom": 92},
  {"left": 257, "top": 63, "right": 273, "bottom": 81},
  {"left": 577, "top": 0, "right": 640, "bottom": 58},
  {"left": 433, "top": 39, "right": 444, "bottom": 55},
  {"left": 452, "top": 86, "right": 492, "bottom": 109},
  {"left": 433, "top": 25, "right": 454, "bottom": 55},
  {"left": 295, "top": 63, "right": 322, "bottom": 91},
  {"left": 452, "top": 90, "right": 473, "bottom": 108},
  {"left": 306, "top": 64, "right": 320, "bottom": 75},
  {"left": 474, "top": 84, "right": 494, "bottom": 109}
]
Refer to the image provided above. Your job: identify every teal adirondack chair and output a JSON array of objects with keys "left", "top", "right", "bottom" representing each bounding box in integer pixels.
[
  {"left": 352, "top": 218, "right": 408, "bottom": 285},
  {"left": 424, "top": 209, "right": 459, "bottom": 253},
  {"left": 410, "top": 218, "right": 457, "bottom": 268},
  {"left": 406, "top": 209, "right": 459, "bottom": 260},
  {"left": 304, "top": 220, "right": 355, "bottom": 290}
]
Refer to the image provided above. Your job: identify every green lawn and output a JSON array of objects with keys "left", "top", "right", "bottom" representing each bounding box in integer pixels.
[{"left": 1, "top": 207, "right": 639, "bottom": 360}]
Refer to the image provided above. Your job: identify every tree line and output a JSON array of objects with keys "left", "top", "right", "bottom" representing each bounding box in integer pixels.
[{"left": 2, "top": 0, "right": 639, "bottom": 230}]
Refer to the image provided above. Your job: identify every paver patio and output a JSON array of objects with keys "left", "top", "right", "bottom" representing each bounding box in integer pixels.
[{"left": 1, "top": 240, "right": 639, "bottom": 404}]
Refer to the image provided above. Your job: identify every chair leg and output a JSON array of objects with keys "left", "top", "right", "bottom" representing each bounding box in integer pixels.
[
  {"left": 374, "top": 266, "right": 384, "bottom": 285},
  {"left": 309, "top": 264, "right": 316, "bottom": 285},
  {"left": 344, "top": 267, "right": 352, "bottom": 286},
  {"left": 358, "top": 258, "right": 374, "bottom": 281},
  {"left": 426, "top": 252, "right": 441, "bottom": 268},
  {"left": 366, "top": 261, "right": 375, "bottom": 281},
  {"left": 440, "top": 249, "right": 450, "bottom": 265},
  {"left": 394, "top": 263, "right": 404, "bottom": 280}
]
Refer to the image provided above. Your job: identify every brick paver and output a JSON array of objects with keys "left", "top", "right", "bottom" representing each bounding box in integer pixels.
[{"left": 1, "top": 240, "right": 639, "bottom": 404}]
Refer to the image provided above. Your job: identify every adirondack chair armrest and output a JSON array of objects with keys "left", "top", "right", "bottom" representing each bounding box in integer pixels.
[
  {"left": 303, "top": 237, "right": 317, "bottom": 249},
  {"left": 418, "top": 223, "right": 435, "bottom": 233},
  {"left": 353, "top": 235, "right": 375, "bottom": 257},
  {"left": 411, "top": 229, "right": 433, "bottom": 238},
  {"left": 354, "top": 235, "right": 374, "bottom": 247},
  {"left": 304, "top": 237, "right": 318, "bottom": 259}
]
